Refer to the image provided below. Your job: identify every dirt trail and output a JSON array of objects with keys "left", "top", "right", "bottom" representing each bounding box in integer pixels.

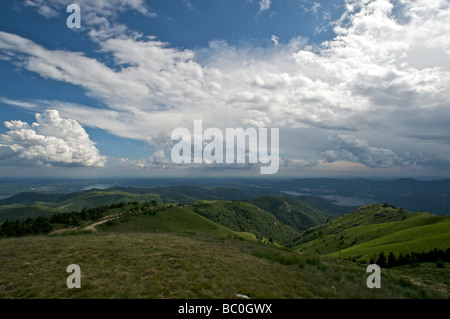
[
  {"left": 50, "top": 213, "right": 122, "bottom": 234},
  {"left": 50, "top": 207, "right": 156, "bottom": 234},
  {"left": 49, "top": 227, "right": 78, "bottom": 234},
  {"left": 82, "top": 214, "right": 121, "bottom": 232}
]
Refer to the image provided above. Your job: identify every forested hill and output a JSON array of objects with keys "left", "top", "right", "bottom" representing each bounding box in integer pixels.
[{"left": 245, "top": 195, "right": 327, "bottom": 231}]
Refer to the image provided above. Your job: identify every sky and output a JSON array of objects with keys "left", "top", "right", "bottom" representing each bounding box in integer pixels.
[{"left": 0, "top": 0, "right": 449, "bottom": 178}]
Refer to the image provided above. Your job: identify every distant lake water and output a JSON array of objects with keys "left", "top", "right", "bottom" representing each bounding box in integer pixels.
[
  {"left": 82, "top": 184, "right": 114, "bottom": 191},
  {"left": 0, "top": 195, "right": 11, "bottom": 200},
  {"left": 281, "top": 191, "right": 376, "bottom": 207}
]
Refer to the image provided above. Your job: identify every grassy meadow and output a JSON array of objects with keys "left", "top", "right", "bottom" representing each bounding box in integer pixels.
[{"left": 0, "top": 232, "right": 444, "bottom": 299}]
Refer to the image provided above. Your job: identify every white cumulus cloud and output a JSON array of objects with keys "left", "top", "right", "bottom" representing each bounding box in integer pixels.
[{"left": 0, "top": 109, "right": 106, "bottom": 167}]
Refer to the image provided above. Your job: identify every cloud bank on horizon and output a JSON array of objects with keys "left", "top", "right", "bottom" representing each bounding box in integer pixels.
[{"left": 0, "top": 0, "right": 449, "bottom": 177}]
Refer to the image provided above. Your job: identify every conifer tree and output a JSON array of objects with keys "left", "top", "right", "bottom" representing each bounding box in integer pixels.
[
  {"left": 377, "top": 251, "right": 387, "bottom": 267},
  {"left": 388, "top": 252, "right": 397, "bottom": 268}
]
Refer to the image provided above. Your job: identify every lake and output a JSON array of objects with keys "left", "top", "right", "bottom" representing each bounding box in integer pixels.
[
  {"left": 82, "top": 184, "right": 115, "bottom": 191},
  {"left": 281, "top": 191, "right": 376, "bottom": 206}
]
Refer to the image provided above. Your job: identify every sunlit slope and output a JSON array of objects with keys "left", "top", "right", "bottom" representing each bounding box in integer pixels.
[
  {"left": 97, "top": 206, "right": 255, "bottom": 240},
  {"left": 295, "top": 204, "right": 450, "bottom": 262}
]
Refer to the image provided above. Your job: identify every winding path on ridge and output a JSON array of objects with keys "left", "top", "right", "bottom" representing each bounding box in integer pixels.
[
  {"left": 82, "top": 213, "right": 121, "bottom": 232},
  {"left": 50, "top": 206, "right": 159, "bottom": 234}
]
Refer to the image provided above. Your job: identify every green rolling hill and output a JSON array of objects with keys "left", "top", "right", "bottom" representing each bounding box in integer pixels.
[
  {"left": 0, "top": 205, "right": 62, "bottom": 223},
  {"left": 0, "top": 184, "right": 269, "bottom": 208},
  {"left": 97, "top": 205, "right": 256, "bottom": 240},
  {"left": 0, "top": 186, "right": 271, "bottom": 222},
  {"left": 245, "top": 195, "right": 327, "bottom": 231},
  {"left": 107, "top": 185, "right": 267, "bottom": 201},
  {"left": 294, "top": 204, "right": 450, "bottom": 262},
  {"left": 187, "top": 200, "right": 301, "bottom": 245},
  {"left": 55, "top": 191, "right": 162, "bottom": 211},
  {"left": 0, "top": 191, "right": 162, "bottom": 223},
  {"left": 0, "top": 190, "right": 162, "bottom": 209}
]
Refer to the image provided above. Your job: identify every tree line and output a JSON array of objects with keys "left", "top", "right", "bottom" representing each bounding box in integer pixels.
[
  {"left": 0, "top": 200, "right": 160, "bottom": 238},
  {"left": 368, "top": 248, "right": 450, "bottom": 268}
]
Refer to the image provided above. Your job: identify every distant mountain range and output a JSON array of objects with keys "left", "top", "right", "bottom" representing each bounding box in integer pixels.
[{"left": 1, "top": 178, "right": 449, "bottom": 215}]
